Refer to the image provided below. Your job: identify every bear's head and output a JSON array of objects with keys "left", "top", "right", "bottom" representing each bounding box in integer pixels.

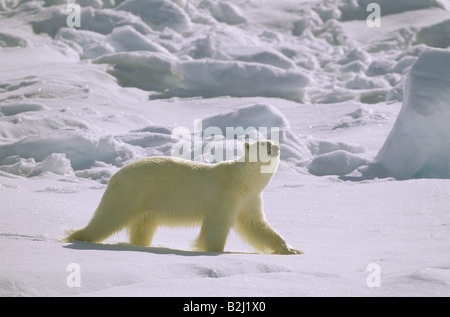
[{"left": 242, "top": 140, "right": 280, "bottom": 174}]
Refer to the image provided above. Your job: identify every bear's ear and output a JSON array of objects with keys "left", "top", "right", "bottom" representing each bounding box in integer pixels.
[{"left": 244, "top": 142, "right": 250, "bottom": 151}]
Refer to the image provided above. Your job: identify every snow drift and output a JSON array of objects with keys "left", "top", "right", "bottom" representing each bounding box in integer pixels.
[
  {"left": 339, "top": 0, "right": 445, "bottom": 20},
  {"left": 96, "top": 52, "right": 309, "bottom": 102},
  {"left": 363, "top": 48, "right": 450, "bottom": 179},
  {"left": 308, "top": 149, "right": 368, "bottom": 177},
  {"left": 191, "top": 103, "right": 312, "bottom": 162},
  {"left": 115, "top": 0, "right": 192, "bottom": 32},
  {"left": 0, "top": 132, "right": 142, "bottom": 182},
  {"left": 416, "top": 19, "right": 450, "bottom": 49}
]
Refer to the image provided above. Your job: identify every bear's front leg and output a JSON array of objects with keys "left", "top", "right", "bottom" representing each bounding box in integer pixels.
[
  {"left": 234, "top": 206, "right": 303, "bottom": 255},
  {"left": 246, "top": 219, "right": 302, "bottom": 255},
  {"left": 273, "top": 242, "right": 303, "bottom": 255}
]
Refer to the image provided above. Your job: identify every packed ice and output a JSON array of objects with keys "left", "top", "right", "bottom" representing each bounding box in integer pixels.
[{"left": 1, "top": 0, "right": 449, "bottom": 297}]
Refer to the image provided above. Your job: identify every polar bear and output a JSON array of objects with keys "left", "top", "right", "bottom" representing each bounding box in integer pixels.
[{"left": 65, "top": 140, "right": 302, "bottom": 254}]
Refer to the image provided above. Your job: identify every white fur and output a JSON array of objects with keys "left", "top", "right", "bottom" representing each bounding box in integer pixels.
[{"left": 64, "top": 140, "right": 302, "bottom": 254}]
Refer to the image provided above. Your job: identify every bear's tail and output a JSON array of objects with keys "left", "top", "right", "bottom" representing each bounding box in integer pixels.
[
  {"left": 62, "top": 228, "right": 94, "bottom": 243},
  {"left": 62, "top": 214, "right": 125, "bottom": 243}
]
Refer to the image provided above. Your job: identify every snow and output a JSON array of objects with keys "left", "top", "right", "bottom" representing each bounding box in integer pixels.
[
  {"left": 1, "top": 0, "right": 450, "bottom": 297},
  {"left": 307, "top": 149, "right": 368, "bottom": 176}
]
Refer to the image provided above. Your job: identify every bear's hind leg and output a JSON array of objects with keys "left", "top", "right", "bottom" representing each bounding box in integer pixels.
[
  {"left": 127, "top": 215, "right": 157, "bottom": 247},
  {"left": 194, "top": 210, "right": 234, "bottom": 253}
]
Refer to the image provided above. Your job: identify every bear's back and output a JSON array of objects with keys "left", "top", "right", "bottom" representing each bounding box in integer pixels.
[{"left": 109, "top": 156, "right": 216, "bottom": 189}]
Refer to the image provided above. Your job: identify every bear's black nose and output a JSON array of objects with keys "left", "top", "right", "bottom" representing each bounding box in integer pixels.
[{"left": 269, "top": 142, "right": 280, "bottom": 156}]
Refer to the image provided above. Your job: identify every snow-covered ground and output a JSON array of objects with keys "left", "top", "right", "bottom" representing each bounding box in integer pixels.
[{"left": 1, "top": 0, "right": 449, "bottom": 296}]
